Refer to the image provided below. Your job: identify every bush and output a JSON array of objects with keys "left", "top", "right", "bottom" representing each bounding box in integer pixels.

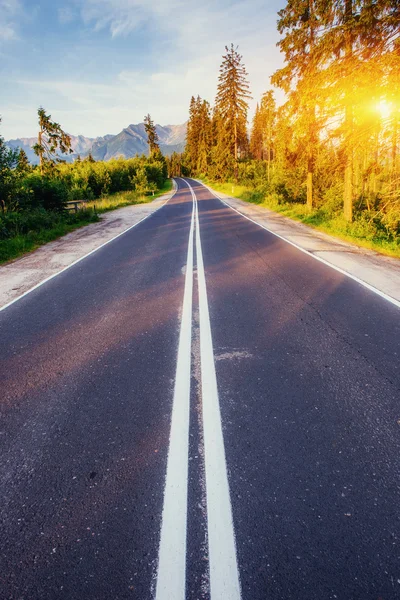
[{"left": 20, "top": 174, "right": 69, "bottom": 212}]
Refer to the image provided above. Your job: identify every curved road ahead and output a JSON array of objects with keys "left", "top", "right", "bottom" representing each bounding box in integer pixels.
[{"left": 1, "top": 178, "right": 400, "bottom": 600}]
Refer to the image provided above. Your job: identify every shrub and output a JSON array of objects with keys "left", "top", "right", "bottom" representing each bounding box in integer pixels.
[{"left": 20, "top": 174, "right": 69, "bottom": 212}]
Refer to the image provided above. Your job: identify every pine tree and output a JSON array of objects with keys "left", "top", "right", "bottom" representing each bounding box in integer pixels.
[
  {"left": 185, "top": 96, "right": 199, "bottom": 174},
  {"left": 273, "top": 0, "right": 399, "bottom": 219},
  {"left": 196, "top": 100, "right": 212, "bottom": 174},
  {"left": 209, "top": 107, "right": 235, "bottom": 180},
  {"left": 260, "top": 91, "right": 276, "bottom": 182},
  {"left": 272, "top": 0, "right": 320, "bottom": 210},
  {"left": 144, "top": 114, "right": 161, "bottom": 157},
  {"left": 16, "top": 148, "right": 30, "bottom": 172},
  {"left": 324, "top": 0, "right": 399, "bottom": 220},
  {"left": 33, "top": 107, "right": 73, "bottom": 175},
  {"left": 215, "top": 44, "right": 251, "bottom": 180},
  {"left": 185, "top": 96, "right": 201, "bottom": 174},
  {"left": 250, "top": 104, "right": 263, "bottom": 160},
  {"left": 84, "top": 152, "right": 95, "bottom": 163},
  {"left": 167, "top": 152, "right": 183, "bottom": 177}
]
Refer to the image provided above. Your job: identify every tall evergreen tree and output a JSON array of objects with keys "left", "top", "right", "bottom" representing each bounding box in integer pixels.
[
  {"left": 250, "top": 104, "right": 263, "bottom": 160},
  {"left": 322, "top": 0, "right": 399, "bottom": 220},
  {"left": 16, "top": 149, "right": 30, "bottom": 173},
  {"left": 185, "top": 96, "right": 202, "bottom": 174},
  {"left": 196, "top": 100, "right": 212, "bottom": 174},
  {"left": 210, "top": 106, "right": 235, "bottom": 180},
  {"left": 272, "top": 0, "right": 321, "bottom": 210},
  {"left": 260, "top": 91, "right": 276, "bottom": 182},
  {"left": 273, "top": 0, "right": 399, "bottom": 219},
  {"left": 215, "top": 44, "right": 251, "bottom": 179},
  {"left": 144, "top": 114, "right": 161, "bottom": 156},
  {"left": 167, "top": 152, "right": 184, "bottom": 177},
  {"left": 33, "top": 107, "right": 73, "bottom": 175}
]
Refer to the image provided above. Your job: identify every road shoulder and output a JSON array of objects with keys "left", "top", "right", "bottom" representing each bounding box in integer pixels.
[
  {"left": 202, "top": 182, "right": 400, "bottom": 305},
  {"left": 0, "top": 190, "right": 174, "bottom": 309}
]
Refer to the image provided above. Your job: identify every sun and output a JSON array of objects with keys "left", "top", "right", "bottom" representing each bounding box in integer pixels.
[{"left": 376, "top": 99, "right": 392, "bottom": 120}]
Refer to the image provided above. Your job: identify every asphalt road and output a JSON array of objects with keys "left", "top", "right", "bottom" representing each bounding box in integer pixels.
[{"left": 1, "top": 178, "right": 400, "bottom": 600}]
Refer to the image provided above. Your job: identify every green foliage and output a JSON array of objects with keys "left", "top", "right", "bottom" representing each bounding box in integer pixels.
[
  {"left": 0, "top": 141, "right": 169, "bottom": 262},
  {"left": 0, "top": 208, "right": 98, "bottom": 263},
  {"left": 167, "top": 151, "right": 186, "bottom": 177},
  {"left": 144, "top": 114, "right": 161, "bottom": 157},
  {"left": 0, "top": 121, "right": 30, "bottom": 213},
  {"left": 216, "top": 44, "right": 251, "bottom": 178},
  {"left": 131, "top": 167, "right": 155, "bottom": 196},
  {"left": 49, "top": 155, "right": 167, "bottom": 202},
  {"left": 182, "top": 45, "right": 251, "bottom": 181},
  {"left": 20, "top": 174, "right": 69, "bottom": 212},
  {"left": 33, "top": 107, "right": 73, "bottom": 174},
  {"left": 185, "top": 96, "right": 212, "bottom": 175},
  {"left": 177, "top": 15, "right": 399, "bottom": 250}
]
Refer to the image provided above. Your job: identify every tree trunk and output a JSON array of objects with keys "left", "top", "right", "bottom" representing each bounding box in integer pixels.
[
  {"left": 267, "top": 122, "right": 271, "bottom": 184},
  {"left": 38, "top": 129, "right": 43, "bottom": 176},
  {"left": 392, "top": 113, "right": 398, "bottom": 177},
  {"left": 306, "top": 171, "right": 313, "bottom": 211},
  {"left": 234, "top": 118, "right": 238, "bottom": 181},
  {"left": 308, "top": 0, "right": 316, "bottom": 212},
  {"left": 343, "top": 0, "right": 354, "bottom": 222},
  {"left": 344, "top": 153, "right": 353, "bottom": 222}
]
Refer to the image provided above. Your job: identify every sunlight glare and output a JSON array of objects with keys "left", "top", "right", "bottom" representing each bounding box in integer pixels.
[{"left": 376, "top": 99, "right": 392, "bottom": 120}]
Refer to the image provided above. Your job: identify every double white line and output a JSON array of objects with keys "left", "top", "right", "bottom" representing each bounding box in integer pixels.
[{"left": 155, "top": 179, "right": 241, "bottom": 600}]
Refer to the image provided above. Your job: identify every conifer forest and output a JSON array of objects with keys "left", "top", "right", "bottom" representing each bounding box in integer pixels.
[
  {"left": 1, "top": 0, "right": 400, "bottom": 258},
  {"left": 170, "top": 2, "right": 400, "bottom": 254}
]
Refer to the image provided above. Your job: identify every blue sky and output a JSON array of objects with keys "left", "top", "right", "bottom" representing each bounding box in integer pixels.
[{"left": 0, "top": 0, "right": 285, "bottom": 139}]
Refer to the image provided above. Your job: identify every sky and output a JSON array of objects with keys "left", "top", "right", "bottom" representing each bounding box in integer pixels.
[{"left": 0, "top": 0, "right": 285, "bottom": 140}]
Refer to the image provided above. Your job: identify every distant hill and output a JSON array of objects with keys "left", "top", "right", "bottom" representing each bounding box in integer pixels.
[{"left": 6, "top": 122, "right": 187, "bottom": 164}]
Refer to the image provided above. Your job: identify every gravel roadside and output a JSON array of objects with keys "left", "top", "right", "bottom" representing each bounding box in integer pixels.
[{"left": 0, "top": 190, "right": 174, "bottom": 310}]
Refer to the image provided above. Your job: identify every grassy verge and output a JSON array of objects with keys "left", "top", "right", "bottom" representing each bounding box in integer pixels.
[
  {"left": 0, "top": 210, "right": 99, "bottom": 264},
  {"left": 0, "top": 179, "right": 174, "bottom": 264},
  {"left": 204, "top": 179, "right": 400, "bottom": 259},
  {"left": 85, "top": 178, "right": 174, "bottom": 213}
]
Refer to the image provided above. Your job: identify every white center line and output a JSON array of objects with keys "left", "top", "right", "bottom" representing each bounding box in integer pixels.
[
  {"left": 184, "top": 178, "right": 242, "bottom": 600},
  {"left": 155, "top": 186, "right": 195, "bottom": 600}
]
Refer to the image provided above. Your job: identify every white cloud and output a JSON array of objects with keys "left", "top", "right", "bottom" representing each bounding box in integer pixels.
[
  {"left": 76, "top": 0, "right": 285, "bottom": 108},
  {"left": 1, "top": 0, "right": 286, "bottom": 138},
  {"left": 0, "top": 0, "right": 21, "bottom": 41},
  {"left": 80, "top": 0, "right": 184, "bottom": 37}
]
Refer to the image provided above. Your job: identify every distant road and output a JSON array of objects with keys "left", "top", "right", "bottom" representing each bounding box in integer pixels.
[{"left": 1, "top": 178, "right": 400, "bottom": 600}]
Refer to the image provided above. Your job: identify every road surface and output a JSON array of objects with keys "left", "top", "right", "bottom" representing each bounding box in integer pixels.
[{"left": 1, "top": 178, "right": 400, "bottom": 600}]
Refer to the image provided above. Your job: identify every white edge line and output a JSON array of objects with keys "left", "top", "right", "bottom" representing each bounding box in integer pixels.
[
  {"left": 155, "top": 183, "right": 194, "bottom": 600},
  {"left": 0, "top": 188, "right": 176, "bottom": 313},
  {"left": 182, "top": 178, "right": 242, "bottom": 600},
  {"left": 193, "top": 179, "right": 400, "bottom": 310}
]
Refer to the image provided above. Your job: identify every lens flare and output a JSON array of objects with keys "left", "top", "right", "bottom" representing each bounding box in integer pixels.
[{"left": 376, "top": 99, "right": 392, "bottom": 120}]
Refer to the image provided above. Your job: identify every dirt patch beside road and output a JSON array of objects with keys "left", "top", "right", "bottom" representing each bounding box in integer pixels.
[
  {"left": 0, "top": 192, "right": 173, "bottom": 309},
  {"left": 202, "top": 182, "right": 400, "bottom": 306}
]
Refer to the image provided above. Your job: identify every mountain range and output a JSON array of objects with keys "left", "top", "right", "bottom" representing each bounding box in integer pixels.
[{"left": 6, "top": 122, "right": 187, "bottom": 164}]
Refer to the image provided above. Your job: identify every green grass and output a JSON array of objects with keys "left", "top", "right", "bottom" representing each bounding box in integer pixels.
[
  {"left": 0, "top": 179, "right": 174, "bottom": 265},
  {"left": 0, "top": 211, "right": 99, "bottom": 264},
  {"left": 204, "top": 179, "right": 400, "bottom": 259},
  {"left": 85, "top": 179, "right": 174, "bottom": 213}
]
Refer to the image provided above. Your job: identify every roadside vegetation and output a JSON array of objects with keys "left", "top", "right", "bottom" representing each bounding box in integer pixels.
[
  {"left": 168, "top": 2, "right": 400, "bottom": 257},
  {"left": 0, "top": 111, "right": 170, "bottom": 263},
  {"left": 84, "top": 179, "right": 173, "bottom": 214},
  {"left": 205, "top": 179, "right": 400, "bottom": 258}
]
